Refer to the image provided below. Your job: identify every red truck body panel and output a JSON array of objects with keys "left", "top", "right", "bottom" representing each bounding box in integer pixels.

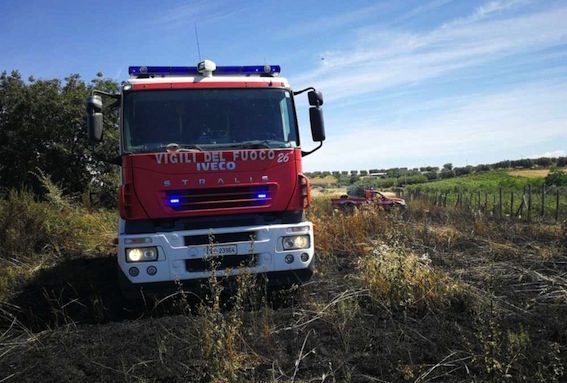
[{"left": 120, "top": 148, "right": 303, "bottom": 220}]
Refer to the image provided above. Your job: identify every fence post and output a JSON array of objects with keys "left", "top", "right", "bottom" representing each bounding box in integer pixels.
[
  {"left": 517, "top": 192, "right": 525, "bottom": 219},
  {"left": 527, "top": 184, "right": 532, "bottom": 222},
  {"left": 510, "top": 191, "right": 514, "bottom": 220},
  {"left": 556, "top": 189, "right": 560, "bottom": 222},
  {"left": 499, "top": 188, "right": 503, "bottom": 219},
  {"left": 541, "top": 184, "right": 546, "bottom": 219}
]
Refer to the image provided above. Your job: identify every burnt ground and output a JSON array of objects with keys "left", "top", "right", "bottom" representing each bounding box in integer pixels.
[{"left": 1, "top": 215, "right": 567, "bottom": 382}]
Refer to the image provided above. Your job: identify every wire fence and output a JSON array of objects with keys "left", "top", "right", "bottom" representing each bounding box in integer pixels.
[{"left": 405, "top": 184, "right": 566, "bottom": 223}]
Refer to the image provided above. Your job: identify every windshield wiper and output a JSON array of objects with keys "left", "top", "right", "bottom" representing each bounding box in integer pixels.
[
  {"left": 224, "top": 140, "right": 290, "bottom": 149},
  {"left": 240, "top": 140, "right": 271, "bottom": 149},
  {"left": 161, "top": 143, "right": 204, "bottom": 152}
]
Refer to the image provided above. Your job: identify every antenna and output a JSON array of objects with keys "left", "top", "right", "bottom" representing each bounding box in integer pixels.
[{"left": 194, "top": 24, "right": 202, "bottom": 61}]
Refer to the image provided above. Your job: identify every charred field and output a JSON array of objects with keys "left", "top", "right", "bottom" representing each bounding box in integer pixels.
[{"left": 1, "top": 193, "right": 566, "bottom": 383}]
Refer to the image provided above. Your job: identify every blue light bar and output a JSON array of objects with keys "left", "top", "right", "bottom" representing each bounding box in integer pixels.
[
  {"left": 129, "top": 66, "right": 200, "bottom": 76},
  {"left": 215, "top": 65, "right": 281, "bottom": 75},
  {"left": 129, "top": 65, "right": 280, "bottom": 76},
  {"left": 257, "top": 193, "right": 268, "bottom": 199}
]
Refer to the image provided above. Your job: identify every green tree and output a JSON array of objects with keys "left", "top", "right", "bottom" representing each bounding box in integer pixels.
[
  {"left": 545, "top": 167, "right": 567, "bottom": 187},
  {"left": 440, "top": 167, "right": 455, "bottom": 179},
  {"left": 0, "top": 70, "right": 119, "bottom": 203},
  {"left": 454, "top": 166, "right": 473, "bottom": 176}
]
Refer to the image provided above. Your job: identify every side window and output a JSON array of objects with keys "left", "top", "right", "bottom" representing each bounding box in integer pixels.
[{"left": 280, "top": 94, "right": 296, "bottom": 143}]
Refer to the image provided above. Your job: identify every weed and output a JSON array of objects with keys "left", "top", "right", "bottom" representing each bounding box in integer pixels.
[
  {"left": 357, "top": 243, "right": 462, "bottom": 313},
  {"left": 195, "top": 252, "right": 264, "bottom": 381}
]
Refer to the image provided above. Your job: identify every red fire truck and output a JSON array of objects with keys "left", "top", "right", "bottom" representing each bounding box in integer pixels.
[
  {"left": 331, "top": 189, "right": 406, "bottom": 212},
  {"left": 86, "top": 60, "right": 325, "bottom": 296}
]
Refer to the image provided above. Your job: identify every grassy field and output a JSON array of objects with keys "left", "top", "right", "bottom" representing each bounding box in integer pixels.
[
  {"left": 1, "top": 192, "right": 566, "bottom": 382},
  {"left": 403, "top": 170, "right": 567, "bottom": 223},
  {"left": 405, "top": 170, "right": 545, "bottom": 193}
]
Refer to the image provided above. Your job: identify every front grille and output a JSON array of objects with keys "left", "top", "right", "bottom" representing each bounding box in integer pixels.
[
  {"left": 185, "top": 231, "right": 256, "bottom": 246},
  {"left": 185, "top": 254, "right": 257, "bottom": 272},
  {"left": 165, "top": 185, "right": 272, "bottom": 212}
]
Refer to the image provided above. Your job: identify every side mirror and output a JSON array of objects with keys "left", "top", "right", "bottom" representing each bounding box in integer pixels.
[
  {"left": 309, "top": 107, "right": 325, "bottom": 142},
  {"left": 298, "top": 88, "right": 326, "bottom": 156},
  {"left": 86, "top": 95, "right": 103, "bottom": 142},
  {"left": 308, "top": 90, "right": 323, "bottom": 107}
]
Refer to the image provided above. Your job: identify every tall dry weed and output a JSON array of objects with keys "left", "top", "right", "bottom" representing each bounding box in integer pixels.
[{"left": 357, "top": 243, "right": 463, "bottom": 312}]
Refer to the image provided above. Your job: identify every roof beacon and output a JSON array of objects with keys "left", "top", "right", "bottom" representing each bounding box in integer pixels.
[
  {"left": 198, "top": 60, "right": 216, "bottom": 76},
  {"left": 128, "top": 62, "right": 282, "bottom": 78}
]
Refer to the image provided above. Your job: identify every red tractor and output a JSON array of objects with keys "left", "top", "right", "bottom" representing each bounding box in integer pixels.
[{"left": 331, "top": 189, "right": 406, "bottom": 212}]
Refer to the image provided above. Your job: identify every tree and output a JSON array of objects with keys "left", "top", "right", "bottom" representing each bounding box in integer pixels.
[
  {"left": 534, "top": 157, "right": 552, "bottom": 167},
  {"left": 557, "top": 157, "right": 567, "bottom": 167},
  {"left": 545, "top": 167, "right": 567, "bottom": 187},
  {"left": 494, "top": 160, "right": 511, "bottom": 169},
  {"left": 0, "top": 70, "right": 119, "bottom": 202},
  {"left": 424, "top": 171, "right": 438, "bottom": 181},
  {"left": 476, "top": 164, "right": 491, "bottom": 172},
  {"left": 454, "top": 166, "right": 473, "bottom": 176},
  {"left": 440, "top": 167, "right": 455, "bottom": 178}
]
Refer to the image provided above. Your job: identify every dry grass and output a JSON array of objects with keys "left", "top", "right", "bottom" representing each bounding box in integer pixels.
[
  {"left": 506, "top": 168, "right": 555, "bottom": 178},
  {"left": 309, "top": 175, "right": 338, "bottom": 185},
  {"left": 310, "top": 186, "right": 346, "bottom": 198},
  {"left": 1, "top": 194, "right": 566, "bottom": 382}
]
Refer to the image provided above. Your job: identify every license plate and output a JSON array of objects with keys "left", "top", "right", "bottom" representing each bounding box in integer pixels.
[{"left": 204, "top": 245, "right": 238, "bottom": 256}]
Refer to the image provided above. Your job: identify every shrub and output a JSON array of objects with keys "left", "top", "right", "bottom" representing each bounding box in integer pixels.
[{"left": 545, "top": 167, "right": 567, "bottom": 187}]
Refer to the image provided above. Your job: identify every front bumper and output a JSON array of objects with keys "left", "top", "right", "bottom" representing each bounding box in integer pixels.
[{"left": 116, "top": 221, "right": 315, "bottom": 290}]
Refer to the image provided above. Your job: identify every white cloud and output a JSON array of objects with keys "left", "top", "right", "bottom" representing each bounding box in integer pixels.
[
  {"left": 529, "top": 150, "right": 567, "bottom": 159},
  {"left": 447, "top": 0, "right": 537, "bottom": 26},
  {"left": 303, "top": 78, "right": 567, "bottom": 171},
  {"left": 294, "top": 3, "right": 567, "bottom": 99},
  {"left": 298, "top": 1, "right": 567, "bottom": 171},
  {"left": 152, "top": 1, "right": 249, "bottom": 28}
]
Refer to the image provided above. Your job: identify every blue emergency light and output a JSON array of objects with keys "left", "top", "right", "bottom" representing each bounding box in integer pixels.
[
  {"left": 168, "top": 197, "right": 181, "bottom": 205},
  {"left": 257, "top": 193, "right": 268, "bottom": 199},
  {"left": 129, "top": 64, "right": 280, "bottom": 76}
]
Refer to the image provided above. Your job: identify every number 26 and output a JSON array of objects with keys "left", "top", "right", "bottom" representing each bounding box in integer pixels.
[{"left": 277, "top": 153, "right": 290, "bottom": 163}]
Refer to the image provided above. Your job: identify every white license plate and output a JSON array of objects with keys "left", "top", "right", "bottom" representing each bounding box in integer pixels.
[{"left": 204, "top": 245, "right": 238, "bottom": 256}]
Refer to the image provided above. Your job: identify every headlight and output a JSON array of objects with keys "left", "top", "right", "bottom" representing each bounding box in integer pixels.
[
  {"left": 126, "top": 247, "right": 158, "bottom": 262},
  {"left": 282, "top": 235, "right": 310, "bottom": 250}
]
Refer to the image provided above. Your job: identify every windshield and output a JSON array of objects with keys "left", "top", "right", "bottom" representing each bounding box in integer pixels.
[{"left": 122, "top": 88, "right": 298, "bottom": 153}]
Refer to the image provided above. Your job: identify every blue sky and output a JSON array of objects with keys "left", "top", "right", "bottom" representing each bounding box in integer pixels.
[{"left": 2, "top": 0, "right": 567, "bottom": 172}]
